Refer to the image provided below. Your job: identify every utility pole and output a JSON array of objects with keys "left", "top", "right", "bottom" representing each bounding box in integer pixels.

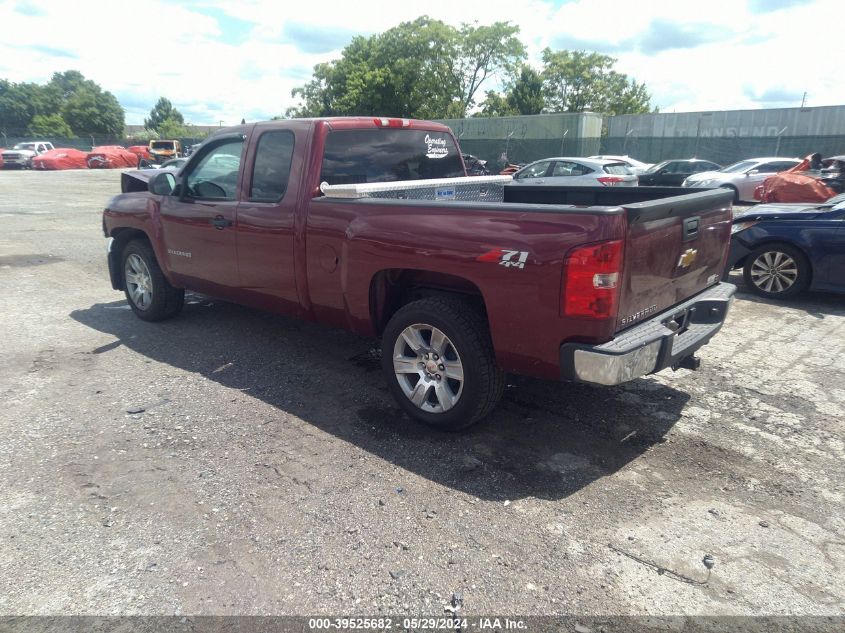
[{"left": 800, "top": 92, "right": 807, "bottom": 108}]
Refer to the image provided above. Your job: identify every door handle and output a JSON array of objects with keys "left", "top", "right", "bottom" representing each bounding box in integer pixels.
[
  {"left": 211, "top": 216, "right": 232, "bottom": 230},
  {"left": 535, "top": 179, "right": 544, "bottom": 184},
  {"left": 682, "top": 216, "right": 700, "bottom": 242}
]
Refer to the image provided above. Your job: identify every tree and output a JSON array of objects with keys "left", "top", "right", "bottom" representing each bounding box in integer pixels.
[
  {"left": 288, "top": 17, "right": 525, "bottom": 120},
  {"left": 144, "top": 97, "right": 184, "bottom": 132},
  {"left": 290, "top": 18, "right": 457, "bottom": 119},
  {"left": 541, "top": 48, "right": 652, "bottom": 115},
  {"left": 507, "top": 66, "right": 544, "bottom": 115},
  {"left": 590, "top": 72, "right": 653, "bottom": 116},
  {"left": 474, "top": 90, "right": 517, "bottom": 118},
  {"left": 156, "top": 117, "right": 187, "bottom": 139},
  {"left": 0, "top": 79, "right": 58, "bottom": 134},
  {"left": 27, "top": 113, "right": 74, "bottom": 137},
  {"left": 449, "top": 22, "right": 526, "bottom": 117},
  {"left": 61, "top": 84, "right": 124, "bottom": 137},
  {"left": 1, "top": 71, "right": 125, "bottom": 137}
]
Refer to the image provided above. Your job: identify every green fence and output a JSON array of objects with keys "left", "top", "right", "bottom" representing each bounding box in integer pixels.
[{"left": 598, "top": 134, "right": 845, "bottom": 166}]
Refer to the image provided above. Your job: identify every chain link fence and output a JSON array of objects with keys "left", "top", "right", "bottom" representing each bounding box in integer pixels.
[{"left": 598, "top": 134, "right": 845, "bottom": 166}]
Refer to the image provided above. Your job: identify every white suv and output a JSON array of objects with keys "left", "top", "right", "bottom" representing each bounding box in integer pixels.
[
  {"left": 682, "top": 157, "right": 800, "bottom": 201},
  {"left": 1, "top": 142, "right": 55, "bottom": 169}
]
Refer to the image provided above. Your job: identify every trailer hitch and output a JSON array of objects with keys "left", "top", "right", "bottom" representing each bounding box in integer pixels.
[{"left": 672, "top": 354, "right": 701, "bottom": 371}]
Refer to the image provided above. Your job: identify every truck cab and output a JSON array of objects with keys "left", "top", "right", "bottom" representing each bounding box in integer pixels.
[
  {"left": 1, "top": 142, "right": 55, "bottom": 169},
  {"left": 148, "top": 140, "right": 182, "bottom": 164}
]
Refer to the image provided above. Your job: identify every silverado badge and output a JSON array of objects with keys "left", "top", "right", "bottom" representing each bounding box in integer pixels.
[{"left": 677, "top": 248, "right": 698, "bottom": 269}]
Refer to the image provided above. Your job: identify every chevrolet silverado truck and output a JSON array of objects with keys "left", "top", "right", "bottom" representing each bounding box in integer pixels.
[
  {"left": 1, "top": 141, "right": 54, "bottom": 169},
  {"left": 102, "top": 117, "right": 736, "bottom": 430}
]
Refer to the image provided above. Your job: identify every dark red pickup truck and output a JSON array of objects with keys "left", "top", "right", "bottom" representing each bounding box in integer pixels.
[{"left": 103, "top": 117, "right": 735, "bottom": 430}]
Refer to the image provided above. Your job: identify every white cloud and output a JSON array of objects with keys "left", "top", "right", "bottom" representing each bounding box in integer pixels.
[{"left": 0, "top": 0, "right": 840, "bottom": 124}]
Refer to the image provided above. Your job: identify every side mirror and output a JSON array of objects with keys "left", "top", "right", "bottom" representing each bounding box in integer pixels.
[
  {"left": 149, "top": 170, "right": 177, "bottom": 196},
  {"left": 747, "top": 169, "right": 759, "bottom": 176}
]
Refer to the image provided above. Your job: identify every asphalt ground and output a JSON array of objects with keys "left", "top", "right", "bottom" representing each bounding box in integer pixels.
[{"left": 0, "top": 170, "right": 843, "bottom": 618}]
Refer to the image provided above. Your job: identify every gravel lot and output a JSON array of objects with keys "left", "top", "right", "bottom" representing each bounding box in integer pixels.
[{"left": 0, "top": 169, "right": 843, "bottom": 617}]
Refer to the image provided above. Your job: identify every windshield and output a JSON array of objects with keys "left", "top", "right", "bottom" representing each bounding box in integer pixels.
[
  {"left": 721, "top": 160, "right": 757, "bottom": 173},
  {"left": 151, "top": 141, "right": 176, "bottom": 150},
  {"left": 321, "top": 128, "right": 464, "bottom": 185},
  {"left": 646, "top": 161, "right": 669, "bottom": 173},
  {"left": 13, "top": 143, "right": 37, "bottom": 151}
]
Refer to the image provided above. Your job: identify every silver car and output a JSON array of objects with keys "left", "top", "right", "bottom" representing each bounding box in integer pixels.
[
  {"left": 588, "top": 154, "right": 653, "bottom": 175},
  {"left": 512, "top": 157, "right": 638, "bottom": 187},
  {"left": 682, "top": 156, "right": 801, "bottom": 201}
]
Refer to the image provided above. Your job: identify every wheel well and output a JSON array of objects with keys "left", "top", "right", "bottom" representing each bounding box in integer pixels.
[
  {"left": 369, "top": 269, "right": 487, "bottom": 335},
  {"left": 109, "top": 228, "right": 152, "bottom": 289}
]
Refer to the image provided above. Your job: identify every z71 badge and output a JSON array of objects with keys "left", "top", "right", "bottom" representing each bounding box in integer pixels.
[{"left": 477, "top": 249, "right": 529, "bottom": 269}]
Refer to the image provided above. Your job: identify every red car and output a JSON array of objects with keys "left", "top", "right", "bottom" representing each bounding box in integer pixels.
[
  {"left": 32, "top": 148, "right": 89, "bottom": 170},
  {"left": 103, "top": 117, "right": 734, "bottom": 429},
  {"left": 87, "top": 146, "right": 139, "bottom": 169},
  {"left": 127, "top": 145, "right": 153, "bottom": 162}
]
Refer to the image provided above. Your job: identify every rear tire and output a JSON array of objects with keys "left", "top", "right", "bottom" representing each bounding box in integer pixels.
[
  {"left": 381, "top": 296, "right": 504, "bottom": 431},
  {"left": 742, "top": 243, "right": 810, "bottom": 299},
  {"left": 121, "top": 240, "right": 184, "bottom": 321}
]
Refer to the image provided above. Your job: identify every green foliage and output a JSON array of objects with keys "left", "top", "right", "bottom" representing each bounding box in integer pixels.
[
  {"left": 61, "top": 84, "right": 125, "bottom": 137},
  {"left": 0, "top": 78, "right": 60, "bottom": 133},
  {"left": 144, "top": 97, "right": 184, "bottom": 132},
  {"left": 474, "top": 90, "right": 517, "bottom": 118},
  {"left": 0, "top": 71, "right": 125, "bottom": 137},
  {"left": 541, "top": 48, "right": 652, "bottom": 115},
  {"left": 507, "top": 66, "right": 544, "bottom": 115},
  {"left": 128, "top": 128, "right": 159, "bottom": 142},
  {"left": 27, "top": 113, "right": 74, "bottom": 137},
  {"left": 156, "top": 117, "right": 187, "bottom": 139},
  {"left": 288, "top": 17, "right": 525, "bottom": 119},
  {"left": 450, "top": 21, "right": 525, "bottom": 117}
]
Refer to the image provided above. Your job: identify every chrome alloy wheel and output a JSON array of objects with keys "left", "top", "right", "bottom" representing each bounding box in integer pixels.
[
  {"left": 124, "top": 253, "right": 153, "bottom": 310},
  {"left": 392, "top": 323, "right": 464, "bottom": 413},
  {"left": 749, "top": 250, "right": 799, "bottom": 294}
]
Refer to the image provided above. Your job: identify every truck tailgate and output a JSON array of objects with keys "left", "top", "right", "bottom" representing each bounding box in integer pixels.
[{"left": 615, "top": 189, "right": 733, "bottom": 333}]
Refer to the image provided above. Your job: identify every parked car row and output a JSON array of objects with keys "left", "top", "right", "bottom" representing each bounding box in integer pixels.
[
  {"left": 1, "top": 139, "right": 190, "bottom": 171},
  {"left": 497, "top": 154, "right": 810, "bottom": 199}
]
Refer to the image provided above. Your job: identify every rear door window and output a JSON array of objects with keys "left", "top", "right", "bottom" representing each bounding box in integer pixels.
[
  {"left": 249, "top": 131, "right": 295, "bottom": 202},
  {"left": 320, "top": 129, "right": 464, "bottom": 185},
  {"left": 518, "top": 161, "right": 552, "bottom": 178}
]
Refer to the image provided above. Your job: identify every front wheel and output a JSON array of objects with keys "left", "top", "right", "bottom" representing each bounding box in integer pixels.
[
  {"left": 720, "top": 184, "right": 739, "bottom": 202},
  {"left": 381, "top": 297, "right": 504, "bottom": 431},
  {"left": 121, "top": 240, "right": 185, "bottom": 321},
  {"left": 742, "top": 243, "right": 810, "bottom": 299}
]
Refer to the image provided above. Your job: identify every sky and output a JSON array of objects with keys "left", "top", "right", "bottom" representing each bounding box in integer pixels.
[{"left": 0, "top": 0, "right": 839, "bottom": 126}]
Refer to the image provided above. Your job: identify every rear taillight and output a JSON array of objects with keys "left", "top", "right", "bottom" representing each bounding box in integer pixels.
[
  {"left": 562, "top": 240, "right": 624, "bottom": 319},
  {"left": 374, "top": 117, "right": 411, "bottom": 128},
  {"left": 597, "top": 176, "right": 625, "bottom": 186}
]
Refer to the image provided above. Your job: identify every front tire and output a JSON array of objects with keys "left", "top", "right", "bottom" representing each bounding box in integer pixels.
[
  {"left": 742, "top": 243, "right": 810, "bottom": 299},
  {"left": 121, "top": 240, "right": 184, "bottom": 321},
  {"left": 721, "top": 184, "right": 739, "bottom": 203},
  {"left": 381, "top": 297, "right": 504, "bottom": 431}
]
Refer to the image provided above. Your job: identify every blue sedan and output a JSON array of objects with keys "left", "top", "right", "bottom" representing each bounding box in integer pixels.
[{"left": 726, "top": 194, "right": 845, "bottom": 299}]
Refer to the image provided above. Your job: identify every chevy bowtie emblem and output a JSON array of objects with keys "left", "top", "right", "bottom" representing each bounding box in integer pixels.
[{"left": 677, "top": 248, "right": 698, "bottom": 268}]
